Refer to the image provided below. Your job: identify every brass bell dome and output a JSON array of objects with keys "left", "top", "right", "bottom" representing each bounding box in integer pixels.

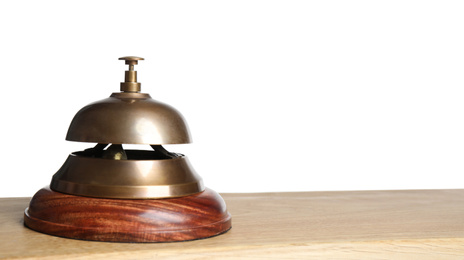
[{"left": 66, "top": 57, "right": 191, "bottom": 145}]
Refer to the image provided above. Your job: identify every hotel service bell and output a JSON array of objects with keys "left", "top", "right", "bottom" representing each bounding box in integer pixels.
[{"left": 24, "top": 57, "right": 231, "bottom": 242}]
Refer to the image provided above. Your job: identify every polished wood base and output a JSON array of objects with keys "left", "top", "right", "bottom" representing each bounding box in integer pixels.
[{"left": 24, "top": 187, "right": 231, "bottom": 242}]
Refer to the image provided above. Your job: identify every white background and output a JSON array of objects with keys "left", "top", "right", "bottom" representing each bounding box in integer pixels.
[{"left": 1, "top": 1, "right": 464, "bottom": 197}]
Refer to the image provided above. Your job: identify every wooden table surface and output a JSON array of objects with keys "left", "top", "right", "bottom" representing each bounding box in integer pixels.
[{"left": 1, "top": 189, "right": 464, "bottom": 259}]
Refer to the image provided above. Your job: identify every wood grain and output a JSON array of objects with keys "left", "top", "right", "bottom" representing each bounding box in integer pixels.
[
  {"left": 2, "top": 189, "right": 464, "bottom": 259},
  {"left": 24, "top": 187, "right": 231, "bottom": 242}
]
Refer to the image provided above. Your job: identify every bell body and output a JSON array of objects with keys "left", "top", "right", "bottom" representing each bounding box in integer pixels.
[
  {"left": 66, "top": 92, "right": 192, "bottom": 145},
  {"left": 24, "top": 57, "right": 231, "bottom": 242}
]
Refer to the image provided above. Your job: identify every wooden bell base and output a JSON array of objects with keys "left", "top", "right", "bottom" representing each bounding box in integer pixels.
[{"left": 24, "top": 187, "right": 231, "bottom": 242}]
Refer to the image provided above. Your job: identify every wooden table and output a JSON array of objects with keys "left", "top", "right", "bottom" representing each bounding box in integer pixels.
[{"left": 1, "top": 190, "right": 464, "bottom": 259}]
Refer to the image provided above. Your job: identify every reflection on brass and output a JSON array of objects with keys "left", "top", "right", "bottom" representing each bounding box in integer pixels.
[{"left": 102, "top": 144, "right": 127, "bottom": 160}]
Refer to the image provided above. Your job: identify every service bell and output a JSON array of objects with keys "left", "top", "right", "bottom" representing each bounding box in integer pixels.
[{"left": 24, "top": 57, "right": 231, "bottom": 242}]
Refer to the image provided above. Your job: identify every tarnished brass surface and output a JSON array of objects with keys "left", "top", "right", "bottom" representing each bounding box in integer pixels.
[
  {"left": 50, "top": 153, "right": 204, "bottom": 199},
  {"left": 65, "top": 92, "right": 192, "bottom": 144}
]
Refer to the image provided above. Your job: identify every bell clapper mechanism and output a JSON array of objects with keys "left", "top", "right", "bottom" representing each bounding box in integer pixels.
[{"left": 24, "top": 57, "right": 231, "bottom": 242}]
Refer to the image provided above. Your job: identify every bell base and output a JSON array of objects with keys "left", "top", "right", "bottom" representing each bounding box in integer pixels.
[{"left": 24, "top": 187, "right": 231, "bottom": 242}]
